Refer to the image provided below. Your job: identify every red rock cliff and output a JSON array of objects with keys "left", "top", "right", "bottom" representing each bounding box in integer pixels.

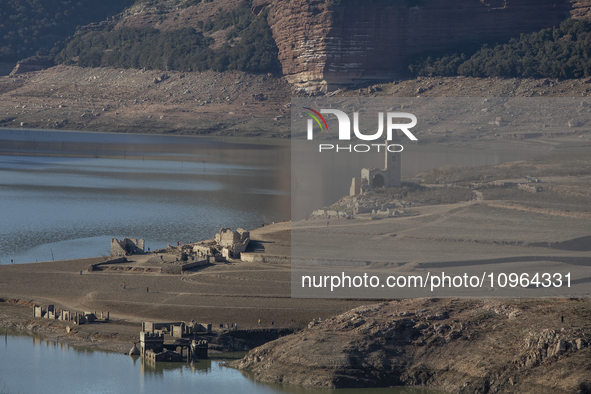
[{"left": 267, "top": 0, "right": 573, "bottom": 91}]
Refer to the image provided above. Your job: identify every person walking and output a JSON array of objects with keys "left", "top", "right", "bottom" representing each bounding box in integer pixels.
[{"left": 258, "top": 319, "right": 261, "bottom": 326}]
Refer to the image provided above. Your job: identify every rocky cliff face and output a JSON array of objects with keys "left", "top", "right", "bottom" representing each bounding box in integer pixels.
[{"left": 267, "top": 0, "right": 573, "bottom": 91}]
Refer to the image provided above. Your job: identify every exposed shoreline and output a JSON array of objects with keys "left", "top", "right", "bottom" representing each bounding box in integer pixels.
[
  {"left": 0, "top": 300, "right": 138, "bottom": 354},
  {"left": 0, "top": 300, "right": 300, "bottom": 356},
  {"left": 0, "top": 222, "right": 368, "bottom": 355},
  {"left": 2, "top": 65, "right": 591, "bottom": 143}
]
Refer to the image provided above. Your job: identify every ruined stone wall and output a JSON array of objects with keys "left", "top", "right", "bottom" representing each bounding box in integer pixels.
[
  {"left": 110, "top": 238, "right": 145, "bottom": 256},
  {"left": 267, "top": 0, "right": 573, "bottom": 90},
  {"left": 88, "top": 256, "right": 127, "bottom": 271},
  {"left": 215, "top": 228, "right": 250, "bottom": 258},
  {"left": 216, "top": 228, "right": 250, "bottom": 247},
  {"left": 33, "top": 304, "right": 107, "bottom": 324},
  {"left": 111, "top": 238, "right": 127, "bottom": 256}
]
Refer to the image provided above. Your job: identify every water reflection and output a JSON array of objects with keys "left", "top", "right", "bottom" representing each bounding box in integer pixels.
[
  {"left": 0, "top": 331, "right": 442, "bottom": 394},
  {"left": 138, "top": 356, "right": 213, "bottom": 375}
]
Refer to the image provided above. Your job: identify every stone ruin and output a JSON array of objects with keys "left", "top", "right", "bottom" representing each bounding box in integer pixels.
[
  {"left": 142, "top": 321, "right": 212, "bottom": 337},
  {"left": 139, "top": 321, "right": 210, "bottom": 362},
  {"left": 34, "top": 304, "right": 109, "bottom": 325},
  {"left": 350, "top": 137, "right": 401, "bottom": 196},
  {"left": 214, "top": 228, "right": 250, "bottom": 259},
  {"left": 111, "top": 238, "right": 145, "bottom": 256}
]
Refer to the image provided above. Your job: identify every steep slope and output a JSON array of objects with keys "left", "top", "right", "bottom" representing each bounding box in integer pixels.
[
  {"left": 0, "top": 0, "right": 135, "bottom": 69},
  {"left": 233, "top": 299, "right": 591, "bottom": 393},
  {"left": 52, "top": 0, "right": 281, "bottom": 74}
]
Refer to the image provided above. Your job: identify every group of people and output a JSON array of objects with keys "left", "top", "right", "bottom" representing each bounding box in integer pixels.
[
  {"left": 256, "top": 319, "right": 302, "bottom": 326},
  {"left": 217, "top": 317, "right": 328, "bottom": 329},
  {"left": 120, "top": 283, "right": 150, "bottom": 293},
  {"left": 219, "top": 323, "right": 238, "bottom": 331}
]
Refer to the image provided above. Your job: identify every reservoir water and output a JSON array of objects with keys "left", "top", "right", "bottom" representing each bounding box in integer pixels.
[{"left": 0, "top": 332, "right": 442, "bottom": 394}]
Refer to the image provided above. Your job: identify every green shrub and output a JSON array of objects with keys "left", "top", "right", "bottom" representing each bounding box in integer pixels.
[
  {"left": 409, "top": 19, "right": 591, "bottom": 79},
  {"left": 54, "top": 1, "right": 281, "bottom": 73},
  {"left": 0, "top": 0, "right": 134, "bottom": 63}
]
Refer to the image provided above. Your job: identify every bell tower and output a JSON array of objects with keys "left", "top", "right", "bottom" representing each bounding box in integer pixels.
[
  {"left": 353, "top": 136, "right": 402, "bottom": 195},
  {"left": 383, "top": 136, "right": 401, "bottom": 188}
]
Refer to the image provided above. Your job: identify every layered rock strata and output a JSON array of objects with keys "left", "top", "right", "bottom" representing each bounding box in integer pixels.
[{"left": 267, "top": 0, "right": 573, "bottom": 91}]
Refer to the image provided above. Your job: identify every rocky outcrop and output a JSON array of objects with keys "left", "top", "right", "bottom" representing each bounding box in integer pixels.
[
  {"left": 571, "top": 0, "right": 591, "bottom": 19},
  {"left": 233, "top": 299, "right": 591, "bottom": 393},
  {"left": 267, "top": 0, "right": 331, "bottom": 90},
  {"left": 10, "top": 56, "right": 55, "bottom": 76},
  {"left": 267, "top": 0, "right": 573, "bottom": 91}
]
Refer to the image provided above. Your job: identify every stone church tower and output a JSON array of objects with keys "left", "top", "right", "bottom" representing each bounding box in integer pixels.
[{"left": 350, "top": 136, "right": 401, "bottom": 196}]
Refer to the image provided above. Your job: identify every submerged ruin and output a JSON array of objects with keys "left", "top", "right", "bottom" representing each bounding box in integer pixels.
[
  {"left": 137, "top": 321, "right": 211, "bottom": 362},
  {"left": 33, "top": 304, "right": 109, "bottom": 325}
]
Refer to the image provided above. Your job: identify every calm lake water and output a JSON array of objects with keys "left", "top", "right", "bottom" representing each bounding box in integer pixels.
[
  {"left": 0, "top": 332, "right": 442, "bottom": 394},
  {"left": 0, "top": 129, "right": 291, "bottom": 264}
]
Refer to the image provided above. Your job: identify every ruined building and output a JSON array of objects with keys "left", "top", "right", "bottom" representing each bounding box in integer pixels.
[
  {"left": 138, "top": 321, "right": 210, "bottom": 362},
  {"left": 215, "top": 228, "right": 250, "bottom": 259},
  {"left": 34, "top": 304, "right": 109, "bottom": 325},
  {"left": 111, "top": 238, "right": 145, "bottom": 256},
  {"left": 350, "top": 138, "right": 401, "bottom": 196}
]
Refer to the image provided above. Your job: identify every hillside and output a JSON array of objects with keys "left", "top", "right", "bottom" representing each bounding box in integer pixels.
[
  {"left": 4, "top": 0, "right": 588, "bottom": 82},
  {"left": 53, "top": 0, "right": 280, "bottom": 74},
  {"left": 2, "top": 0, "right": 591, "bottom": 137},
  {"left": 0, "top": 0, "right": 135, "bottom": 73},
  {"left": 232, "top": 299, "right": 591, "bottom": 393},
  {"left": 410, "top": 19, "right": 591, "bottom": 79},
  {"left": 3, "top": 67, "right": 591, "bottom": 138},
  {"left": 45, "top": 0, "right": 585, "bottom": 89},
  {"left": 0, "top": 65, "right": 291, "bottom": 136}
]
